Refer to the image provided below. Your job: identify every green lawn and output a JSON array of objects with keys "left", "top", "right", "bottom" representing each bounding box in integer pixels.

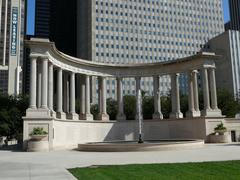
[{"left": 69, "top": 161, "right": 240, "bottom": 180}]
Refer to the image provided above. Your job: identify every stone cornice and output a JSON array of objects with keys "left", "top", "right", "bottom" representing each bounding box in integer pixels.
[{"left": 25, "top": 38, "right": 221, "bottom": 77}]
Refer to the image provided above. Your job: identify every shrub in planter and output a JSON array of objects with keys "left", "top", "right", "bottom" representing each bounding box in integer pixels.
[
  {"left": 214, "top": 123, "right": 227, "bottom": 135},
  {"left": 30, "top": 127, "right": 48, "bottom": 141}
]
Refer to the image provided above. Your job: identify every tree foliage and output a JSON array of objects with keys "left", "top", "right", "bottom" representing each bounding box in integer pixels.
[
  {"left": 217, "top": 89, "right": 240, "bottom": 118},
  {"left": 123, "top": 95, "right": 136, "bottom": 120},
  {"left": 0, "top": 94, "right": 29, "bottom": 141}
]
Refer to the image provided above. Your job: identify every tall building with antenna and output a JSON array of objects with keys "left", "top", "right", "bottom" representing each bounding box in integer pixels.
[{"left": 0, "top": 0, "right": 24, "bottom": 95}]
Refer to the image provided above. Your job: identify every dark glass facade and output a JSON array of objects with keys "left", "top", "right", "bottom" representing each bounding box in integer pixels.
[
  {"left": 35, "top": 0, "right": 77, "bottom": 56},
  {"left": 229, "top": 0, "right": 240, "bottom": 30}
]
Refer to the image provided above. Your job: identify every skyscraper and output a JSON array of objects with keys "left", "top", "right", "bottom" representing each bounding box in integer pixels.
[
  {"left": 0, "top": 0, "right": 25, "bottom": 95},
  {"left": 33, "top": 0, "right": 225, "bottom": 102},
  {"left": 229, "top": 0, "right": 240, "bottom": 30},
  {"left": 34, "top": 0, "right": 77, "bottom": 57},
  {"left": 77, "top": 0, "right": 225, "bottom": 101}
]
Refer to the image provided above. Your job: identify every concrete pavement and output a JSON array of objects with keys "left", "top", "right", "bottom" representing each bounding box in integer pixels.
[{"left": 0, "top": 143, "right": 240, "bottom": 179}]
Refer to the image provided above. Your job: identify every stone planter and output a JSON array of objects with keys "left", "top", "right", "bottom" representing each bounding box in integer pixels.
[
  {"left": 214, "top": 129, "right": 227, "bottom": 135},
  {"left": 30, "top": 135, "right": 47, "bottom": 141},
  {"left": 208, "top": 133, "right": 231, "bottom": 143},
  {"left": 27, "top": 135, "right": 49, "bottom": 152}
]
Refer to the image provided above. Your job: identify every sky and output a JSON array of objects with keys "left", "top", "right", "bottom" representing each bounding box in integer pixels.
[{"left": 26, "top": 0, "right": 231, "bottom": 36}]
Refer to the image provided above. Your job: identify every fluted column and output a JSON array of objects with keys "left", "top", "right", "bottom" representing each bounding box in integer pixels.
[
  {"left": 186, "top": 71, "right": 195, "bottom": 117},
  {"left": 41, "top": 58, "right": 48, "bottom": 109},
  {"left": 29, "top": 57, "right": 37, "bottom": 109},
  {"left": 56, "top": 68, "right": 65, "bottom": 119},
  {"left": 37, "top": 62, "right": 42, "bottom": 108},
  {"left": 85, "top": 75, "right": 93, "bottom": 121},
  {"left": 209, "top": 68, "right": 218, "bottom": 110},
  {"left": 48, "top": 63, "right": 54, "bottom": 111},
  {"left": 97, "top": 77, "right": 109, "bottom": 121},
  {"left": 192, "top": 70, "right": 201, "bottom": 116},
  {"left": 69, "top": 72, "right": 78, "bottom": 120},
  {"left": 201, "top": 68, "right": 211, "bottom": 117},
  {"left": 48, "top": 62, "right": 56, "bottom": 117},
  {"left": 135, "top": 77, "right": 141, "bottom": 120},
  {"left": 79, "top": 75, "right": 86, "bottom": 119},
  {"left": 63, "top": 73, "right": 70, "bottom": 113},
  {"left": 116, "top": 77, "right": 126, "bottom": 121},
  {"left": 170, "top": 73, "right": 183, "bottom": 119},
  {"left": 152, "top": 76, "right": 163, "bottom": 120},
  {"left": 209, "top": 68, "right": 222, "bottom": 115}
]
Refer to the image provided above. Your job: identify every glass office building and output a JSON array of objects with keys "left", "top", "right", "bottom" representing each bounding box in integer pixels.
[
  {"left": 0, "top": 0, "right": 24, "bottom": 95},
  {"left": 77, "top": 0, "right": 225, "bottom": 101}
]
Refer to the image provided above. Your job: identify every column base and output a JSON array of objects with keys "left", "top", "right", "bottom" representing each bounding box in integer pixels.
[
  {"left": 96, "top": 113, "right": 110, "bottom": 121},
  {"left": 79, "top": 113, "right": 86, "bottom": 120},
  {"left": 170, "top": 111, "right": 183, "bottom": 119},
  {"left": 201, "top": 108, "right": 222, "bottom": 117},
  {"left": 67, "top": 113, "right": 79, "bottom": 120},
  {"left": 85, "top": 113, "right": 94, "bottom": 121},
  {"left": 186, "top": 110, "right": 201, "bottom": 118},
  {"left": 152, "top": 112, "right": 164, "bottom": 120},
  {"left": 56, "top": 112, "right": 66, "bottom": 119},
  {"left": 50, "top": 110, "right": 56, "bottom": 118},
  {"left": 116, "top": 113, "right": 126, "bottom": 121},
  {"left": 26, "top": 108, "right": 51, "bottom": 118}
]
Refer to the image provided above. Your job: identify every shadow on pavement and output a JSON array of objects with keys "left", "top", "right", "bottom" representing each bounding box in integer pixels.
[{"left": 0, "top": 144, "right": 24, "bottom": 152}]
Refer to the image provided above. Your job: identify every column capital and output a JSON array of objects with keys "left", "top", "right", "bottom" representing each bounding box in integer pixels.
[
  {"left": 135, "top": 76, "right": 141, "bottom": 81},
  {"left": 192, "top": 70, "right": 199, "bottom": 74},
  {"left": 39, "top": 56, "right": 49, "bottom": 61}
]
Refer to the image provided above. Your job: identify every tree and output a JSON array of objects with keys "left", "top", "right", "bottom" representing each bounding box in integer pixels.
[
  {"left": 161, "top": 95, "right": 171, "bottom": 118},
  {"left": 217, "top": 89, "right": 240, "bottom": 118},
  {"left": 124, "top": 95, "right": 136, "bottom": 120},
  {"left": 142, "top": 96, "right": 154, "bottom": 119},
  {"left": 0, "top": 94, "right": 29, "bottom": 141},
  {"left": 107, "top": 98, "right": 118, "bottom": 120}
]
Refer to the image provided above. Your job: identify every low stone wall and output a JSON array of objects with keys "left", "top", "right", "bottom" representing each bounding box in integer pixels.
[{"left": 23, "top": 117, "right": 226, "bottom": 151}]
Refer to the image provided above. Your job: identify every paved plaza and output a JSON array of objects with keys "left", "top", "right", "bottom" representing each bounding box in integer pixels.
[{"left": 0, "top": 143, "right": 240, "bottom": 180}]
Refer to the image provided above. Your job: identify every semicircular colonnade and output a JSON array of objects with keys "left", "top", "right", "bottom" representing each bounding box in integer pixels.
[{"left": 23, "top": 38, "right": 223, "bottom": 151}]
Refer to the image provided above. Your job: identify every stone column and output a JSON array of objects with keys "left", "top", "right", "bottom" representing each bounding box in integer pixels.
[
  {"left": 69, "top": 72, "right": 78, "bottom": 120},
  {"left": 85, "top": 75, "right": 93, "bottom": 121},
  {"left": 186, "top": 71, "right": 196, "bottom": 117},
  {"left": 209, "top": 68, "right": 222, "bottom": 115},
  {"left": 63, "top": 73, "right": 70, "bottom": 113},
  {"left": 79, "top": 75, "right": 86, "bottom": 120},
  {"left": 192, "top": 70, "right": 201, "bottom": 116},
  {"left": 201, "top": 68, "right": 211, "bottom": 117},
  {"left": 209, "top": 68, "right": 218, "bottom": 110},
  {"left": 37, "top": 62, "right": 42, "bottom": 108},
  {"left": 116, "top": 77, "right": 126, "bottom": 121},
  {"left": 170, "top": 73, "right": 183, "bottom": 119},
  {"left": 152, "top": 76, "right": 163, "bottom": 120},
  {"left": 29, "top": 57, "right": 37, "bottom": 109},
  {"left": 56, "top": 68, "right": 65, "bottom": 119},
  {"left": 97, "top": 77, "right": 109, "bottom": 121},
  {"left": 48, "top": 63, "right": 54, "bottom": 114},
  {"left": 41, "top": 58, "right": 48, "bottom": 109},
  {"left": 135, "top": 77, "right": 141, "bottom": 120}
]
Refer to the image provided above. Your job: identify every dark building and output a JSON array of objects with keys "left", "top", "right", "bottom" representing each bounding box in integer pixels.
[
  {"left": 229, "top": 0, "right": 240, "bottom": 30},
  {"left": 34, "top": 0, "right": 77, "bottom": 56},
  {"left": 23, "top": 0, "right": 77, "bottom": 94}
]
